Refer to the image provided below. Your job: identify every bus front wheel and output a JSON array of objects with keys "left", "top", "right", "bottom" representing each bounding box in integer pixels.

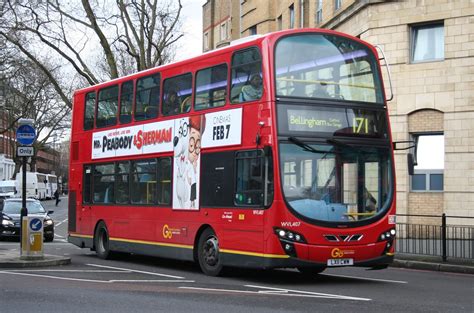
[
  {"left": 197, "top": 228, "right": 223, "bottom": 276},
  {"left": 94, "top": 222, "right": 112, "bottom": 259}
]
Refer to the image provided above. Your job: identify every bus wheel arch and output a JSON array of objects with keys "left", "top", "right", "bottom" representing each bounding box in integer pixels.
[
  {"left": 93, "top": 220, "right": 113, "bottom": 259},
  {"left": 195, "top": 226, "right": 224, "bottom": 276}
]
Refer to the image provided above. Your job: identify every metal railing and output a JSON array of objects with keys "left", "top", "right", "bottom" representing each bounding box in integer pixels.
[{"left": 395, "top": 214, "right": 474, "bottom": 262}]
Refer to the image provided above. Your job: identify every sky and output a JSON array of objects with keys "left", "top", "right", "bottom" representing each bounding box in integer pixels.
[{"left": 176, "top": 0, "right": 206, "bottom": 61}]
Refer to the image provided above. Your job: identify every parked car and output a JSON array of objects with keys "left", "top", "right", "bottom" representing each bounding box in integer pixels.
[{"left": 0, "top": 198, "right": 54, "bottom": 241}]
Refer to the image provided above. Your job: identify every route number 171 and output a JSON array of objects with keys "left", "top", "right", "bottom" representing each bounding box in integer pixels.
[{"left": 353, "top": 117, "right": 369, "bottom": 134}]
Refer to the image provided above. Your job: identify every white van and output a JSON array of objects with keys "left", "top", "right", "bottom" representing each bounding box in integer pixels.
[
  {"left": 47, "top": 174, "right": 58, "bottom": 198},
  {"left": 0, "top": 180, "right": 17, "bottom": 199},
  {"left": 15, "top": 172, "right": 39, "bottom": 199},
  {"left": 36, "top": 173, "right": 48, "bottom": 199}
]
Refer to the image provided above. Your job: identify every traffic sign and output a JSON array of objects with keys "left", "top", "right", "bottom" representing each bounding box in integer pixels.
[
  {"left": 17, "top": 146, "right": 34, "bottom": 157},
  {"left": 29, "top": 218, "right": 43, "bottom": 232},
  {"left": 16, "top": 124, "right": 36, "bottom": 146}
]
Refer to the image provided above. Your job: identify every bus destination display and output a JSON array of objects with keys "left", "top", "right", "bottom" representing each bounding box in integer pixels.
[{"left": 278, "top": 105, "right": 387, "bottom": 138}]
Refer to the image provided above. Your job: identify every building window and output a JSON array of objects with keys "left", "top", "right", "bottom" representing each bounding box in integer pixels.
[
  {"left": 335, "top": 0, "right": 342, "bottom": 11},
  {"left": 411, "top": 22, "right": 444, "bottom": 63},
  {"left": 249, "top": 25, "right": 257, "bottom": 36},
  {"left": 411, "top": 134, "right": 444, "bottom": 192},
  {"left": 289, "top": 4, "right": 295, "bottom": 28},
  {"left": 204, "top": 32, "right": 209, "bottom": 50},
  {"left": 277, "top": 15, "right": 282, "bottom": 30},
  {"left": 220, "top": 22, "right": 227, "bottom": 41},
  {"left": 300, "top": 0, "right": 304, "bottom": 28},
  {"left": 316, "top": 0, "right": 323, "bottom": 24}
]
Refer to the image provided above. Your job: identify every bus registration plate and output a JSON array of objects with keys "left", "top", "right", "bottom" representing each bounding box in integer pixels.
[{"left": 327, "top": 258, "right": 354, "bottom": 266}]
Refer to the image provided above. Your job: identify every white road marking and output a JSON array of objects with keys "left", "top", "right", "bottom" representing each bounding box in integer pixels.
[
  {"left": 109, "top": 280, "right": 195, "bottom": 283},
  {"left": 86, "top": 263, "right": 185, "bottom": 279},
  {"left": 1, "top": 269, "right": 129, "bottom": 273},
  {"left": 55, "top": 218, "right": 68, "bottom": 227},
  {"left": 0, "top": 264, "right": 194, "bottom": 284},
  {"left": 321, "top": 274, "right": 408, "bottom": 284},
  {"left": 246, "top": 285, "right": 371, "bottom": 301},
  {"left": 180, "top": 286, "right": 371, "bottom": 301},
  {"left": 0, "top": 271, "right": 111, "bottom": 283}
]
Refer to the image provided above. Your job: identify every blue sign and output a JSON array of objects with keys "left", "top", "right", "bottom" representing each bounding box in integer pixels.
[
  {"left": 16, "top": 124, "right": 36, "bottom": 146},
  {"left": 29, "top": 218, "right": 43, "bottom": 232}
]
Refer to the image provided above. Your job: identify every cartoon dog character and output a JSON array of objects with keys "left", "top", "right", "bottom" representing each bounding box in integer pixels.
[{"left": 173, "top": 118, "right": 190, "bottom": 209}]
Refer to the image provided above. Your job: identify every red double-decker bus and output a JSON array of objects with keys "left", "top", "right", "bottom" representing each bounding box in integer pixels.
[{"left": 69, "top": 28, "right": 396, "bottom": 276}]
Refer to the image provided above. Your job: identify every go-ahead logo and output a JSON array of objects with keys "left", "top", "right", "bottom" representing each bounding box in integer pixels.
[
  {"left": 162, "top": 224, "right": 180, "bottom": 239},
  {"left": 331, "top": 248, "right": 355, "bottom": 258},
  {"left": 331, "top": 248, "right": 344, "bottom": 258}
]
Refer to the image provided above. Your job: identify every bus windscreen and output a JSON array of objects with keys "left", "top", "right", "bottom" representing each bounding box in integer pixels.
[{"left": 275, "top": 33, "right": 384, "bottom": 104}]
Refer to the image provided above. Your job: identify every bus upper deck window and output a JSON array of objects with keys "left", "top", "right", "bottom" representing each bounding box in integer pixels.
[
  {"left": 231, "top": 47, "right": 262, "bottom": 104},
  {"left": 195, "top": 64, "right": 228, "bottom": 110},
  {"left": 84, "top": 92, "right": 95, "bottom": 130},
  {"left": 135, "top": 74, "right": 160, "bottom": 121},
  {"left": 162, "top": 73, "right": 193, "bottom": 116},
  {"left": 97, "top": 85, "right": 119, "bottom": 128},
  {"left": 120, "top": 81, "right": 133, "bottom": 124}
]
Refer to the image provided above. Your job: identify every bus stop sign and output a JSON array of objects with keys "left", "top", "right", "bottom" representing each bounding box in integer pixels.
[{"left": 16, "top": 124, "right": 36, "bottom": 146}]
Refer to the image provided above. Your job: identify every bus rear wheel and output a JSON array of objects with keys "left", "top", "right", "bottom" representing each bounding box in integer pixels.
[
  {"left": 94, "top": 222, "right": 112, "bottom": 259},
  {"left": 197, "top": 228, "right": 223, "bottom": 276}
]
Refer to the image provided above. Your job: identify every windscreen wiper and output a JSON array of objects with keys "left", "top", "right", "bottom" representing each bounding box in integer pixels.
[
  {"left": 288, "top": 137, "right": 327, "bottom": 154},
  {"left": 326, "top": 138, "right": 353, "bottom": 149}
]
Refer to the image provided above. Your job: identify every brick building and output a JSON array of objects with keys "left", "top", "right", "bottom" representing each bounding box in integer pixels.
[
  {"left": 202, "top": 0, "right": 474, "bottom": 220},
  {"left": 0, "top": 108, "right": 15, "bottom": 180},
  {"left": 0, "top": 109, "right": 59, "bottom": 179}
]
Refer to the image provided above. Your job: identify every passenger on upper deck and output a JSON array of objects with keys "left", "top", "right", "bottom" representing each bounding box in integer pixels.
[
  {"left": 312, "top": 81, "right": 330, "bottom": 99},
  {"left": 163, "top": 89, "right": 180, "bottom": 115},
  {"left": 239, "top": 74, "right": 263, "bottom": 102}
]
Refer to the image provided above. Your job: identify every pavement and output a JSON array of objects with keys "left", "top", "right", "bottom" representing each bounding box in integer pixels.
[
  {"left": 392, "top": 253, "right": 474, "bottom": 274},
  {"left": 0, "top": 246, "right": 70, "bottom": 268},
  {"left": 0, "top": 244, "right": 472, "bottom": 274}
]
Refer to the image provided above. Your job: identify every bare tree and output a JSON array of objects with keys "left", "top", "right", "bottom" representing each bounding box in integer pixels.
[
  {"left": 1, "top": 46, "right": 71, "bottom": 178},
  {"left": 0, "top": 0, "right": 184, "bottom": 109}
]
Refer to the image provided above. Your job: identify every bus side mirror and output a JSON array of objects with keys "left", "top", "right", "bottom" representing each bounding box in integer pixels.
[{"left": 407, "top": 153, "right": 415, "bottom": 176}]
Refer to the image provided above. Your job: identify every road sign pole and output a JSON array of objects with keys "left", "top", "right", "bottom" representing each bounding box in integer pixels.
[
  {"left": 16, "top": 119, "right": 35, "bottom": 254},
  {"left": 20, "top": 156, "right": 28, "bottom": 251}
]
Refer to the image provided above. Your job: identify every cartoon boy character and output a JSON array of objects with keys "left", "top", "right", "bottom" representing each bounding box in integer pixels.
[{"left": 186, "top": 115, "right": 206, "bottom": 208}]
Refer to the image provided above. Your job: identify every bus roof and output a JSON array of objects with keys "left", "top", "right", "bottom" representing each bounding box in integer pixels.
[{"left": 74, "top": 28, "right": 372, "bottom": 95}]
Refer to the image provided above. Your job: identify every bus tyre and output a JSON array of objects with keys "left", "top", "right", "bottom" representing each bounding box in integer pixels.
[
  {"left": 198, "top": 228, "right": 223, "bottom": 276},
  {"left": 94, "top": 222, "right": 112, "bottom": 260},
  {"left": 297, "top": 266, "right": 326, "bottom": 276}
]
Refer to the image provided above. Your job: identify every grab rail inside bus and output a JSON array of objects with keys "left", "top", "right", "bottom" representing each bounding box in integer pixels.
[{"left": 375, "top": 45, "right": 394, "bottom": 102}]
